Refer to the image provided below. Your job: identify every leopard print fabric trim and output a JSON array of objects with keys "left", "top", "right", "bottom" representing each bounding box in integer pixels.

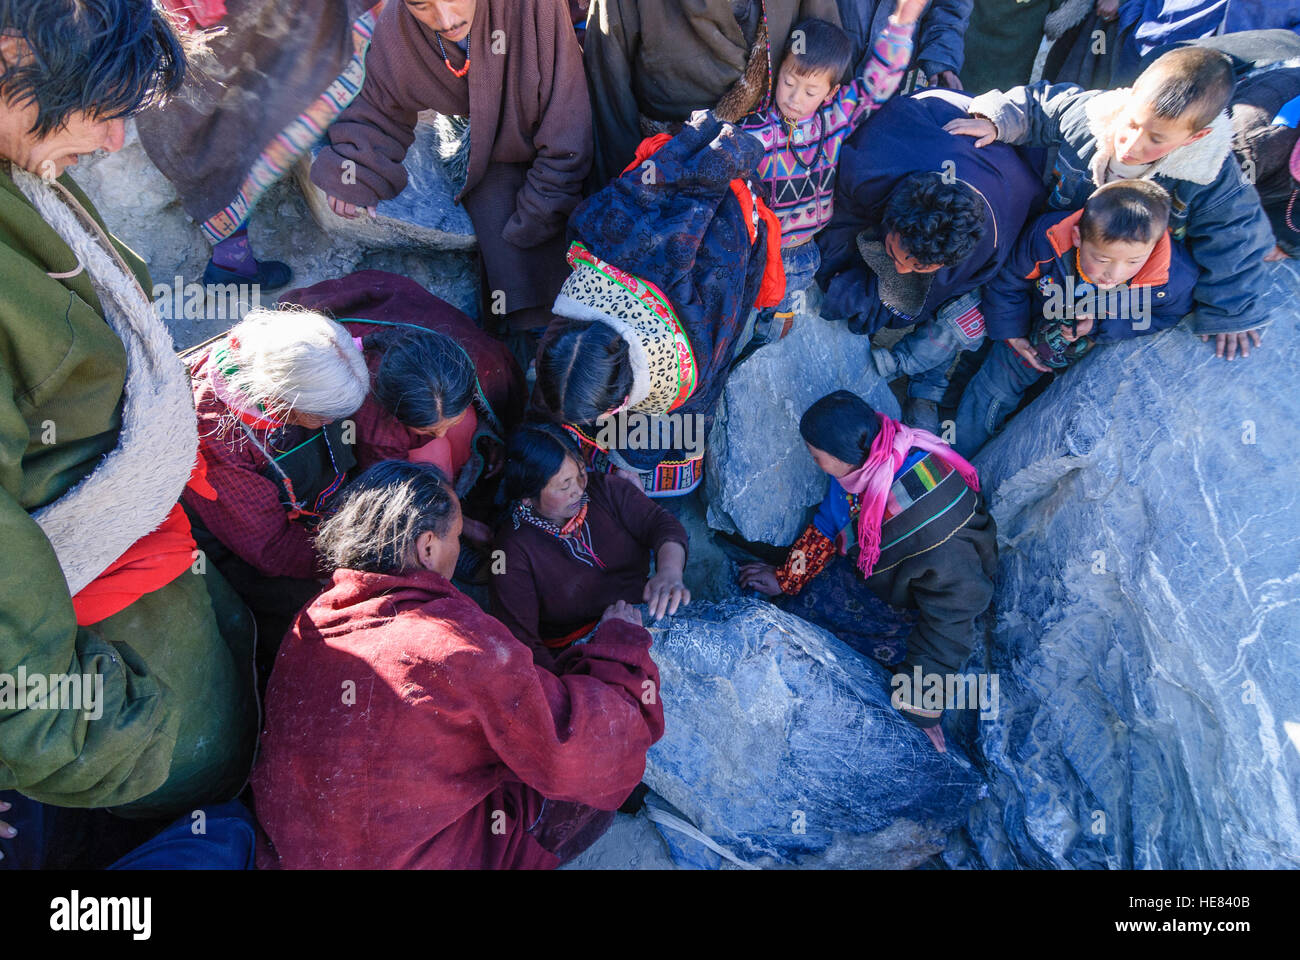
[{"left": 559, "top": 242, "right": 697, "bottom": 414}]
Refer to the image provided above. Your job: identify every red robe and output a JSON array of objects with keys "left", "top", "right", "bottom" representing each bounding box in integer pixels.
[
  {"left": 250, "top": 567, "right": 664, "bottom": 869},
  {"left": 282, "top": 269, "right": 526, "bottom": 477}
]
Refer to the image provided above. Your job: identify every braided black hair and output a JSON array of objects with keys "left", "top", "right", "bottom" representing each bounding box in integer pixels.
[
  {"left": 538, "top": 319, "right": 634, "bottom": 426},
  {"left": 373, "top": 328, "right": 476, "bottom": 430}
]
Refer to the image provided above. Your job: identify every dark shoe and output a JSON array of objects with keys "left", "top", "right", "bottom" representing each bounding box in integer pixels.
[
  {"left": 618, "top": 782, "right": 650, "bottom": 815},
  {"left": 203, "top": 257, "right": 293, "bottom": 291},
  {"left": 902, "top": 397, "right": 941, "bottom": 434}
]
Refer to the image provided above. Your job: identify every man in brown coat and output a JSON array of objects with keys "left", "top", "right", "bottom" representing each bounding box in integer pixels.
[
  {"left": 312, "top": 0, "right": 592, "bottom": 333},
  {"left": 583, "top": 0, "right": 842, "bottom": 186}
]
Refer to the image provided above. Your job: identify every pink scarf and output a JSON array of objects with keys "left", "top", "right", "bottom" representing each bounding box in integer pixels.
[{"left": 838, "top": 413, "right": 981, "bottom": 579}]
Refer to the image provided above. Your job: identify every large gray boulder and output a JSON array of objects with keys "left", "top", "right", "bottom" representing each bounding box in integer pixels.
[
  {"left": 955, "top": 259, "right": 1300, "bottom": 868},
  {"left": 705, "top": 302, "right": 900, "bottom": 545},
  {"left": 295, "top": 112, "right": 476, "bottom": 251},
  {"left": 644, "top": 598, "right": 985, "bottom": 868}
]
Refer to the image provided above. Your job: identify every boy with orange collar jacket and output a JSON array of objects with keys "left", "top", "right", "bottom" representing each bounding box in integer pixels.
[
  {"left": 946, "top": 45, "right": 1273, "bottom": 362},
  {"left": 953, "top": 179, "right": 1199, "bottom": 458}
]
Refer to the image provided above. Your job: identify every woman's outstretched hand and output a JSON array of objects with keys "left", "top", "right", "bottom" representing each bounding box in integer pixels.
[
  {"left": 737, "top": 562, "right": 782, "bottom": 597},
  {"left": 645, "top": 570, "right": 691, "bottom": 620},
  {"left": 645, "top": 541, "right": 690, "bottom": 619}
]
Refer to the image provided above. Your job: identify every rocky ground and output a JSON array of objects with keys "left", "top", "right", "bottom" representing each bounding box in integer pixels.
[{"left": 74, "top": 121, "right": 480, "bottom": 351}]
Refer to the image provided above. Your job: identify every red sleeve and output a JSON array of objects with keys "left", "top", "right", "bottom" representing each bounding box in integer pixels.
[
  {"left": 467, "top": 611, "right": 665, "bottom": 809},
  {"left": 184, "top": 412, "right": 321, "bottom": 580},
  {"left": 775, "top": 524, "right": 837, "bottom": 595}
]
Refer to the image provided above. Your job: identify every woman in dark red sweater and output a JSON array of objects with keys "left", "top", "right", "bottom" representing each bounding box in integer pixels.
[{"left": 491, "top": 424, "right": 690, "bottom": 654}]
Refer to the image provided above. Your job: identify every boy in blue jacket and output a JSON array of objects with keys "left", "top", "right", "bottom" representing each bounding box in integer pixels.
[
  {"left": 953, "top": 179, "right": 1199, "bottom": 458},
  {"left": 946, "top": 45, "right": 1273, "bottom": 361}
]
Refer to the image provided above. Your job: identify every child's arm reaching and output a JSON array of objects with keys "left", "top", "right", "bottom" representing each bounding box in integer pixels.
[
  {"left": 943, "top": 81, "right": 1089, "bottom": 148},
  {"left": 845, "top": 0, "right": 923, "bottom": 126},
  {"left": 738, "top": 490, "right": 843, "bottom": 597},
  {"left": 981, "top": 214, "right": 1056, "bottom": 371}
]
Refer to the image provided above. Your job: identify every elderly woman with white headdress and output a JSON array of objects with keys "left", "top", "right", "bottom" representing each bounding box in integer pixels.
[{"left": 182, "top": 307, "right": 378, "bottom": 642}]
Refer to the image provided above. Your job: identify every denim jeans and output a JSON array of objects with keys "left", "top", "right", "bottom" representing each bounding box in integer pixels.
[
  {"left": 891, "top": 318, "right": 967, "bottom": 402},
  {"left": 953, "top": 339, "right": 1046, "bottom": 458},
  {"left": 884, "top": 291, "right": 986, "bottom": 402},
  {"left": 751, "top": 240, "right": 821, "bottom": 345}
]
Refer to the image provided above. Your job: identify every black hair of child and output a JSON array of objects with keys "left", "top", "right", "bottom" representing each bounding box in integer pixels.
[
  {"left": 799, "top": 390, "right": 880, "bottom": 469},
  {"left": 1079, "top": 179, "right": 1173, "bottom": 246},
  {"left": 782, "top": 17, "right": 855, "bottom": 86},
  {"left": 538, "top": 319, "right": 635, "bottom": 427},
  {"left": 1135, "top": 47, "right": 1236, "bottom": 132}
]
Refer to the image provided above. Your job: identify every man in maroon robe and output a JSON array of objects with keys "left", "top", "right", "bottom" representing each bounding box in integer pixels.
[{"left": 250, "top": 460, "right": 663, "bottom": 869}]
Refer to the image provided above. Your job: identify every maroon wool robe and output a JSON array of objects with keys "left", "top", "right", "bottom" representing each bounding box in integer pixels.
[{"left": 250, "top": 567, "right": 663, "bottom": 869}]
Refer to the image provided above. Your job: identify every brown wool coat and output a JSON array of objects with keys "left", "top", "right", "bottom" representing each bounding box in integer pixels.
[{"left": 312, "top": 0, "right": 592, "bottom": 316}]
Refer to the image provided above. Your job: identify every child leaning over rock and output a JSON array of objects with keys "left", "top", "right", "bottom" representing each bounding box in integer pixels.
[
  {"left": 739, "top": 390, "right": 996, "bottom": 752},
  {"left": 952, "top": 179, "right": 1199, "bottom": 459}
]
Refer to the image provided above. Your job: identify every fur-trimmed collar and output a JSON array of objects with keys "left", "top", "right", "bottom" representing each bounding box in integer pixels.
[
  {"left": 14, "top": 169, "right": 199, "bottom": 596},
  {"left": 1084, "top": 88, "right": 1235, "bottom": 187},
  {"left": 1043, "top": 0, "right": 1092, "bottom": 41}
]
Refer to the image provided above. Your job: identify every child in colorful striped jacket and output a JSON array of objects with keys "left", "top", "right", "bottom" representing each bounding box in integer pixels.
[{"left": 738, "top": 1, "right": 923, "bottom": 349}]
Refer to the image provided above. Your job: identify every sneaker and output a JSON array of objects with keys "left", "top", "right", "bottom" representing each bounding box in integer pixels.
[{"left": 902, "top": 397, "right": 941, "bottom": 434}]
